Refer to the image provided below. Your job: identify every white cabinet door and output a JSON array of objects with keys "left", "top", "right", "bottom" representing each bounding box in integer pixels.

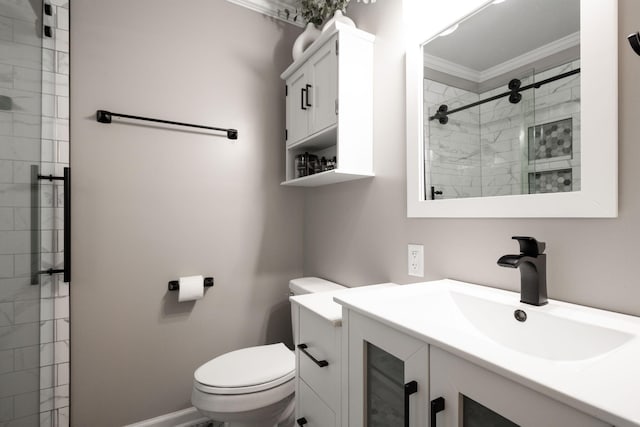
[
  {"left": 344, "top": 310, "right": 428, "bottom": 427},
  {"left": 286, "top": 66, "right": 310, "bottom": 146},
  {"left": 429, "top": 347, "right": 611, "bottom": 427},
  {"left": 308, "top": 38, "right": 337, "bottom": 135}
]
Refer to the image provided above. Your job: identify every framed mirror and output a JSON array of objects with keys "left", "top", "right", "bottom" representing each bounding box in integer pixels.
[{"left": 405, "top": 0, "right": 618, "bottom": 217}]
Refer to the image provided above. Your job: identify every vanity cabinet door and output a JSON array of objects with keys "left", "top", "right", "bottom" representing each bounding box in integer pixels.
[
  {"left": 344, "top": 310, "right": 428, "bottom": 427},
  {"left": 429, "top": 347, "right": 611, "bottom": 427}
]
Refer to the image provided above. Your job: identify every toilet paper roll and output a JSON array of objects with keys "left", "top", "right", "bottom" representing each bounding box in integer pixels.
[{"left": 178, "top": 275, "right": 204, "bottom": 302}]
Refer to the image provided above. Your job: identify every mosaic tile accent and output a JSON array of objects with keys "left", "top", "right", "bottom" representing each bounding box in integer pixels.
[
  {"left": 528, "top": 118, "right": 573, "bottom": 161},
  {"left": 528, "top": 168, "right": 573, "bottom": 194}
]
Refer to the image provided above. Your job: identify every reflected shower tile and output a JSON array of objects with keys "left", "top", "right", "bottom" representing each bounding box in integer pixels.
[
  {"left": 0, "top": 112, "right": 12, "bottom": 136},
  {"left": 54, "top": 29, "right": 68, "bottom": 53},
  {"left": 42, "top": 48, "right": 55, "bottom": 73},
  {"left": 40, "top": 365, "right": 54, "bottom": 389},
  {"left": 0, "top": 368, "right": 39, "bottom": 398},
  {"left": 0, "top": 230, "right": 31, "bottom": 254},
  {"left": 54, "top": 319, "right": 68, "bottom": 341},
  {"left": 12, "top": 20, "right": 40, "bottom": 48},
  {"left": 13, "top": 390, "right": 38, "bottom": 418},
  {"left": 56, "top": 97, "right": 68, "bottom": 119},
  {"left": 0, "top": 278, "right": 39, "bottom": 302},
  {"left": 0, "top": 16, "right": 12, "bottom": 42},
  {"left": 56, "top": 363, "right": 68, "bottom": 386},
  {"left": 13, "top": 113, "right": 40, "bottom": 139},
  {"left": 56, "top": 8, "right": 69, "bottom": 31},
  {"left": 39, "top": 387, "right": 53, "bottom": 412},
  {"left": 0, "top": 208, "right": 13, "bottom": 230},
  {"left": 40, "top": 320, "right": 54, "bottom": 344},
  {"left": 14, "top": 345, "right": 38, "bottom": 370},
  {"left": 0, "top": 137, "right": 40, "bottom": 161},
  {"left": 39, "top": 298, "right": 53, "bottom": 321},
  {"left": 0, "top": 349, "right": 12, "bottom": 374},
  {"left": 53, "top": 297, "right": 68, "bottom": 319},
  {"left": 54, "top": 384, "right": 68, "bottom": 409},
  {"left": 40, "top": 409, "right": 54, "bottom": 427},
  {"left": 42, "top": 94, "right": 55, "bottom": 118},
  {"left": 13, "top": 66, "right": 41, "bottom": 93},
  {"left": 0, "top": 40, "right": 41, "bottom": 70},
  {"left": 53, "top": 341, "right": 68, "bottom": 364},
  {"left": 11, "top": 160, "right": 39, "bottom": 183},
  {"left": 55, "top": 120, "right": 68, "bottom": 142},
  {"left": 56, "top": 406, "right": 69, "bottom": 427},
  {"left": 0, "top": 63, "right": 12, "bottom": 87},
  {"left": 0, "top": 395, "right": 12, "bottom": 422},
  {"left": 40, "top": 343, "right": 53, "bottom": 367},
  {"left": 13, "top": 300, "right": 38, "bottom": 324},
  {"left": 56, "top": 52, "right": 68, "bottom": 75},
  {"left": 0, "top": 302, "right": 13, "bottom": 326},
  {"left": 54, "top": 74, "right": 67, "bottom": 97}
]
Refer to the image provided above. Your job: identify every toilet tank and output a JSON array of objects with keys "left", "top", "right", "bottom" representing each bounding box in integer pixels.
[
  {"left": 289, "top": 277, "right": 345, "bottom": 345},
  {"left": 289, "top": 277, "right": 345, "bottom": 296}
]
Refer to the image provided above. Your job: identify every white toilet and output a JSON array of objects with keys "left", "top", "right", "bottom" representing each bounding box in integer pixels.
[{"left": 191, "top": 277, "right": 345, "bottom": 427}]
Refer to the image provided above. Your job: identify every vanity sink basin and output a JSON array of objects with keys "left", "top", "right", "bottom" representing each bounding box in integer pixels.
[{"left": 449, "top": 291, "right": 634, "bottom": 361}]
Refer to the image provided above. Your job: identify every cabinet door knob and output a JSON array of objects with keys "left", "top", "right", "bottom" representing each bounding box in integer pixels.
[
  {"left": 297, "top": 343, "right": 329, "bottom": 367},
  {"left": 301, "top": 87, "right": 307, "bottom": 110},
  {"left": 404, "top": 381, "right": 418, "bottom": 427},
  {"left": 296, "top": 417, "right": 308, "bottom": 425},
  {"left": 430, "top": 396, "right": 445, "bottom": 426}
]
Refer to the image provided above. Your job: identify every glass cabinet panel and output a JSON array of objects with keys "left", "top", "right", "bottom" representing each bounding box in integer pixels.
[
  {"left": 463, "top": 395, "right": 519, "bottom": 427},
  {"left": 366, "top": 342, "right": 405, "bottom": 426}
]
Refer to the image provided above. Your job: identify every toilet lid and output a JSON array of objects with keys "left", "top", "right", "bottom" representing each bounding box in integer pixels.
[{"left": 194, "top": 343, "right": 295, "bottom": 395}]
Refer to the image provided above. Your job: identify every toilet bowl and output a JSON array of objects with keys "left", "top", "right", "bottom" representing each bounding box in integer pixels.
[{"left": 191, "top": 277, "right": 345, "bottom": 427}]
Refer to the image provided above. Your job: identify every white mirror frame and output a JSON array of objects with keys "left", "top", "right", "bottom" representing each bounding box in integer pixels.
[{"left": 405, "top": 0, "right": 618, "bottom": 218}]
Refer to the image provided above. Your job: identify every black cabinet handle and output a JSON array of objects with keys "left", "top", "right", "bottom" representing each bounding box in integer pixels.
[
  {"left": 296, "top": 417, "right": 307, "bottom": 426},
  {"left": 301, "top": 87, "right": 307, "bottom": 110},
  {"left": 63, "top": 167, "right": 70, "bottom": 283},
  {"left": 297, "top": 344, "right": 328, "bottom": 367},
  {"left": 431, "top": 397, "right": 445, "bottom": 426},
  {"left": 404, "top": 381, "right": 418, "bottom": 427},
  {"left": 305, "top": 84, "right": 312, "bottom": 107}
]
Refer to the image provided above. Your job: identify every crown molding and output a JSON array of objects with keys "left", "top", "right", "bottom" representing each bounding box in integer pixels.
[{"left": 225, "top": 0, "right": 305, "bottom": 27}]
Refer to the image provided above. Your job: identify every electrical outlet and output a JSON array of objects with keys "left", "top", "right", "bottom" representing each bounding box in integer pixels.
[{"left": 408, "top": 244, "right": 424, "bottom": 277}]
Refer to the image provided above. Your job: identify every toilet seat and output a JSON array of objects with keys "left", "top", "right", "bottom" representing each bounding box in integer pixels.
[{"left": 194, "top": 343, "right": 294, "bottom": 395}]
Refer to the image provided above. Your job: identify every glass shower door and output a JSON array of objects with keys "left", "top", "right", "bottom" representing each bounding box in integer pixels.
[{"left": 1, "top": 0, "right": 68, "bottom": 425}]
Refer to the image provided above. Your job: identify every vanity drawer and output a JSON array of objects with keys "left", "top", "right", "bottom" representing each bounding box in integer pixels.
[
  {"left": 298, "top": 306, "right": 341, "bottom": 411},
  {"left": 296, "top": 378, "right": 336, "bottom": 427}
]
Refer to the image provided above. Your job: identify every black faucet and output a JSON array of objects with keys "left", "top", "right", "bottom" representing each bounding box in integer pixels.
[{"left": 497, "top": 236, "right": 547, "bottom": 306}]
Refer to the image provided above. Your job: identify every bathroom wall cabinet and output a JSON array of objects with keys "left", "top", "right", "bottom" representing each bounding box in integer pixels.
[
  {"left": 281, "top": 23, "right": 374, "bottom": 187},
  {"left": 341, "top": 309, "right": 611, "bottom": 427}
]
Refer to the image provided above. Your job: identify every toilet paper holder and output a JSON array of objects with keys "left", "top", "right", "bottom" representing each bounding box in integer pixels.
[{"left": 168, "top": 277, "right": 214, "bottom": 291}]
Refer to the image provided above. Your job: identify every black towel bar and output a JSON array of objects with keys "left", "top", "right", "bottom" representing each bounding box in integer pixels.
[
  {"left": 168, "top": 277, "right": 214, "bottom": 291},
  {"left": 96, "top": 110, "right": 238, "bottom": 140}
]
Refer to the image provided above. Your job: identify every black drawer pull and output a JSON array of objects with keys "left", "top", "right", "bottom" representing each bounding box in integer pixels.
[
  {"left": 431, "top": 396, "right": 445, "bottom": 426},
  {"left": 301, "top": 87, "right": 307, "bottom": 110},
  {"left": 296, "top": 417, "right": 308, "bottom": 426},
  {"left": 297, "top": 344, "right": 329, "bottom": 367},
  {"left": 305, "top": 84, "right": 312, "bottom": 107},
  {"left": 404, "top": 381, "right": 418, "bottom": 427}
]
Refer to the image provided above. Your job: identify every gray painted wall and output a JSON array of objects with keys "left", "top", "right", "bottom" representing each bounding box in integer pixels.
[
  {"left": 69, "top": 1, "right": 302, "bottom": 425},
  {"left": 304, "top": 0, "right": 640, "bottom": 317}
]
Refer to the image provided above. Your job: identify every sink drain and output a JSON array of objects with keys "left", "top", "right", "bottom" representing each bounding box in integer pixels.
[{"left": 514, "top": 309, "right": 527, "bottom": 322}]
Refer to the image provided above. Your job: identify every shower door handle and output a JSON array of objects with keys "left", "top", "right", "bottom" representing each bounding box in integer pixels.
[{"left": 63, "top": 167, "right": 70, "bottom": 283}]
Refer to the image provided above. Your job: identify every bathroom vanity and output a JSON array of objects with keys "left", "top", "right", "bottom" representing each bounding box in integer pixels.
[
  {"left": 290, "top": 284, "right": 397, "bottom": 426},
  {"left": 334, "top": 280, "right": 640, "bottom": 427}
]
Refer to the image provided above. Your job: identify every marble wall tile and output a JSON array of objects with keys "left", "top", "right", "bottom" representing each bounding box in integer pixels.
[
  {"left": 0, "top": 277, "right": 38, "bottom": 302},
  {"left": 0, "top": 321, "right": 37, "bottom": 350},
  {"left": 0, "top": 230, "right": 31, "bottom": 254},
  {"left": 56, "top": 52, "right": 68, "bottom": 75},
  {"left": 0, "top": 367, "right": 38, "bottom": 398},
  {"left": 14, "top": 299, "right": 39, "bottom": 324},
  {"left": 56, "top": 7, "right": 69, "bottom": 31},
  {"left": 0, "top": 302, "right": 13, "bottom": 326},
  {"left": 53, "top": 384, "right": 67, "bottom": 409},
  {"left": 55, "top": 96, "right": 67, "bottom": 119},
  {"left": 38, "top": 387, "right": 53, "bottom": 412},
  {"left": 0, "top": 349, "right": 12, "bottom": 374},
  {"left": 0, "top": 111, "right": 13, "bottom": 135},
  {"left": 12, "top": 113, "right": 39, "bottom": 138},
  {"left": 0, "top": 137, "right": 40, "bottom": 161},
  {"left": 0, "top": 39, "right": 41, "bottom": 70},
  {"left": 40, "top": 409, "right": 53, "bottom": 427},
  {"left": 0, "top": 15, "right": 12, "bottom": 42},
  {"left": 0, "top": 208, "right": 13, "bottom": 230},
  {"left": 40, "top": 364, "right": 54, "bottom": 389},
  {"left": 0, "top": 395, "right": 12, "bottom": 422},
  {"left": 13, "top": 390, "right": 38, "bottom": 418},
  {"left": 0, "top": 63, "right": 12, "bottom": 87},
  {"left": 42, "top": 48, "right": 54, "bottom": 73},
  {"left": 40, "top": 343, "right": 53, "bottom": 367},
  {"left": 13, "top": 344, "right": 38, "bottom": 371},
  {"left": 53, "top": 296, "right": 67, "bottom": 319},
  {"left": 53, "top": 340, "right": 68, "bottom": 364},
  {"left": 12, "top": 254, "right": 35, "bottom": 278},
  {"left": 56, "top": 362, "right": 68, "bottom": 386},
  {"left": 56, "top": 406, "right": 68, "bottom": 427}
]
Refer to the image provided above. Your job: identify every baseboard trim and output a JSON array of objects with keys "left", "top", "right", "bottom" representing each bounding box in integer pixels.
[{"left": 124, "top": 407, "right": 212, "bottom": 427}]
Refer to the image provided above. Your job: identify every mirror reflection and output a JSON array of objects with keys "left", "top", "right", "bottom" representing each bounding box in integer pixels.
[{"left": 423, "top": 0, "right": 580, "bottom": 200}]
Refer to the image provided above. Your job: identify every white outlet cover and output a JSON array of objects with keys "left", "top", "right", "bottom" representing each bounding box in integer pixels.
[{"left": 408, "top": 244, "right": 424, "bottom": 277}]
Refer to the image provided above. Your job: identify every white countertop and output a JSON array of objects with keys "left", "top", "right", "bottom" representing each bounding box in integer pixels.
[
  {"left": 289, "top": 282, "right": 398, "bottom": 326},
  {"left": 333, "top": 279, "right": 640, "bottom": 427}
]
